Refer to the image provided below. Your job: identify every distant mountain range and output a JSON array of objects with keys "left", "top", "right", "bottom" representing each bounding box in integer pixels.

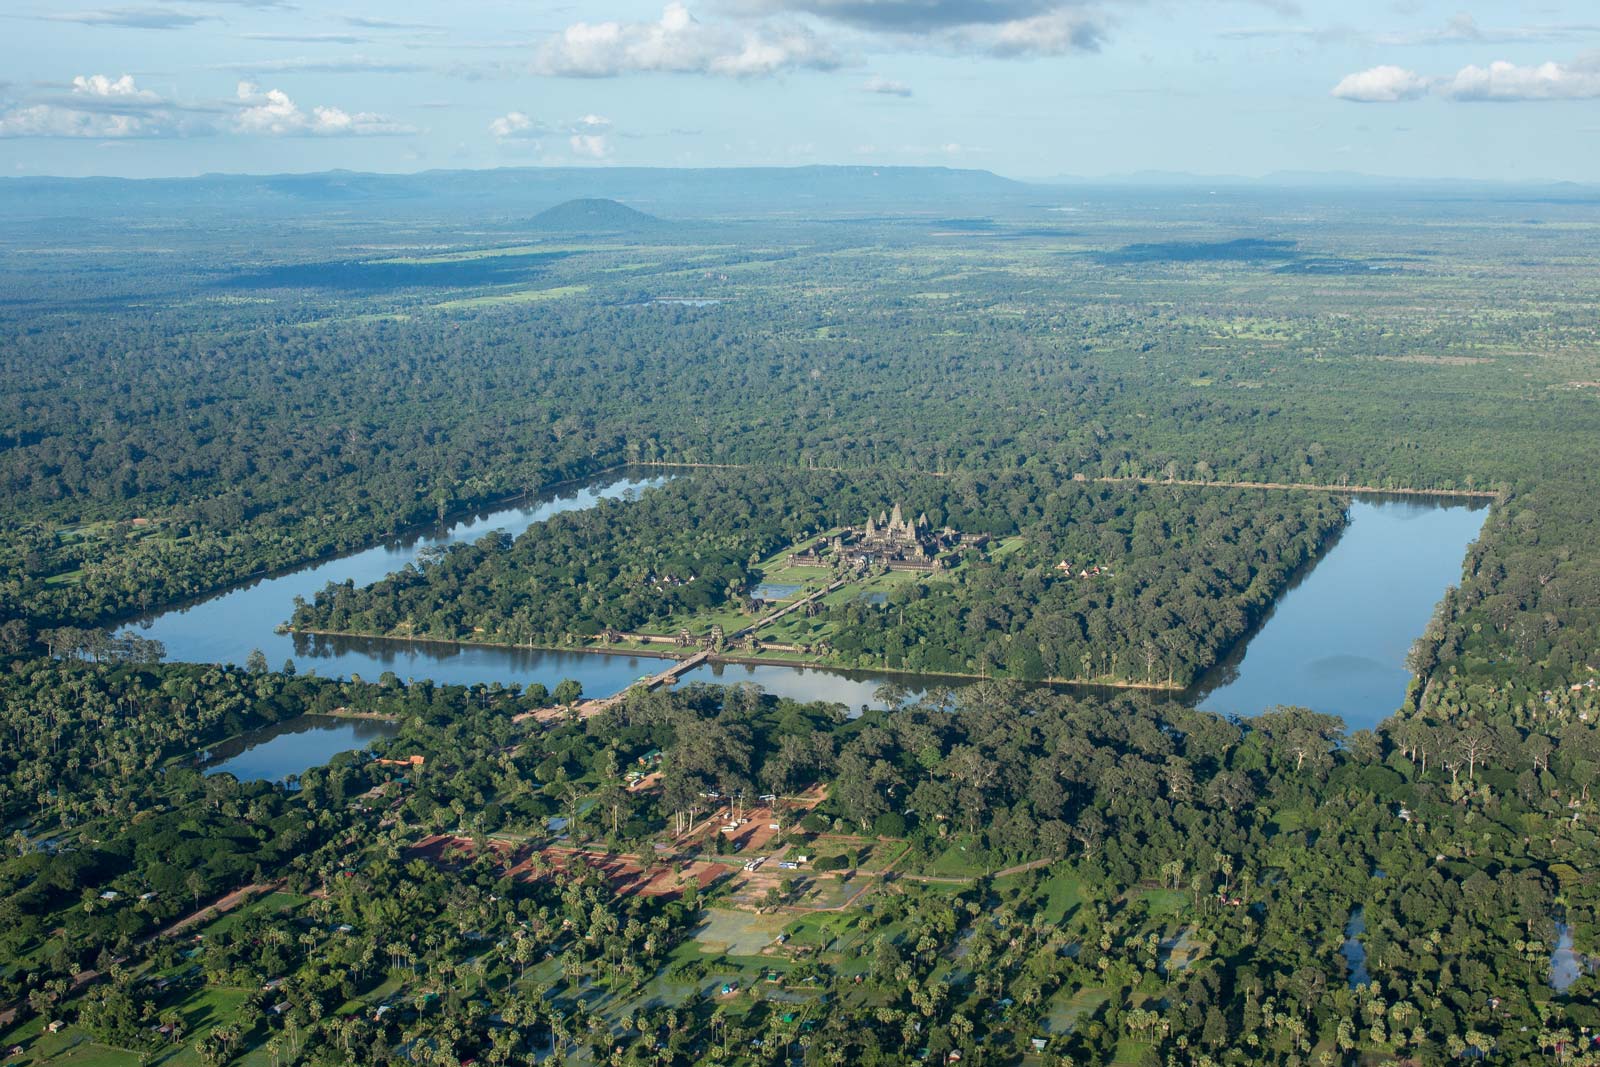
[
  {"left": 1033, "top": 168, "right": 1600, "bottom": 191},
  {"left": 0, "top": 165, "right": 1032, "bottom": 221},
  {"left": 4, "top": 164, "right": 1597, "bottom": 222}
]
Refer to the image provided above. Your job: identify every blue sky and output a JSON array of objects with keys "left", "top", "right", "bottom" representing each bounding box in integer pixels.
[{"left": 3, "top": 0, "right": 1599, "bottom": 180}]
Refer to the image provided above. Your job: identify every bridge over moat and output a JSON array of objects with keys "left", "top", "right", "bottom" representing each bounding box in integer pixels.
[{"left": 542, "top": 577, "right": 851, "bottom": 721}]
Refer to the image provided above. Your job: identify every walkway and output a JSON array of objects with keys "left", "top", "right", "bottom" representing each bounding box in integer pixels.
[
  {"left": 534, "top": 577, "right": 850, "bottom": 722},
  {"left": 631, "top": 460, "right": 1499, "bottom": 500}
]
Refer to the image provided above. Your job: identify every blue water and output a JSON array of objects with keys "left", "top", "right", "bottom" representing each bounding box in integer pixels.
[
  {"left": 677, "top": 659, "right": 925, "bottom": 712},
  {"left": 135, "top": 473, "right": 666, "bottom": 692},
  {"left": 1196, "top": 496, "right": 1488, "bottom": 730},
  {"left": 143, "top": 480, "right": 1489, "bottom": 776},
  {"left": 1341, "top": 906, "right": 1371, "bottom": 988},
  {"left": 204, "top": 714, "right": 399, "bottom": 783},
  {"left": 1551, "top": 923, "right": 1589, "bottom": 992}
]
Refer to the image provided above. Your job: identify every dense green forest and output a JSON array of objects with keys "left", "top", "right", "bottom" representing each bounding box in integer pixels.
[
  {"left": 6, "top": 191, "right": 1598, "bottom": 650},
  {"left": 5, "top": 175, "right": 1600, "bottom": 1065},
  {"left": 0, "top": 654, "right": 1596, "bottom": 1065},
  {"left": 289, "top": 470, "right": 1344, "bottom": 687}
]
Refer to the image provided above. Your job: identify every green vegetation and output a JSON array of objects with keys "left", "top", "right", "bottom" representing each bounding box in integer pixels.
[
  {"left": 290, "top": 470, "right": 1344, "bottom": 687},
  {"left": 4, "top": 171, "right": 1600, "bottom": 1064},
  {"left": 0, "top": 657, "right": 1595, "bottom": 1066}
]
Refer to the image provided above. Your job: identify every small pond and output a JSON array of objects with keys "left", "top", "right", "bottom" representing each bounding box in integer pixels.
[
  {"left": 1550, "top": 923, "right": 1594, "bottom": 992},
  {"left": 1341, "top": 906, "right": 1371, "bottom": 989},
  {"left": 204, "top": 714, "right": 400, "bottom": 784}
]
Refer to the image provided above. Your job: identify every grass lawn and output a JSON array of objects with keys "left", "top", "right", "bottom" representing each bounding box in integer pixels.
[
  {"left": 0, "top": 1033, "right": 141, "bottom": 1067},
  {"left": 913, "top": 840, "right": 993, "bottom": 879},
  {"left": 1135, "top": 888, "right": 1187, "bottom": 917},
  {"left": 988, "top": 535, "right": 1029, "bottom": 559},
  {"left": 198, "top": 890, "right": 306, "bottom": 938},
  {"left": 754, "top": 565, "right": 833, "bottom": 590},
  {"left": 1008, "top": 867, "right": 1082, "bottom": 925},
  {"left": 693, "top": 908, "right": 788, "bottom": 956},
  {"left": 782, "top": 910, "right": 873, "bottom": 956},
  {"left": 1045, "top": 986, "right": 1109, "bottom": 1035},
  {"left": 1269, "top": 806, "right": 1310, "bottom": 833},
  {"left": 0, "top": 985, "right": 253, "bottom": 1067},
  {"left": 335, "top": 972, "right": 405, "bottom": 1016},
  {"left": 1111, "top": 1037, "right": 1157, "bottom": 1066}
]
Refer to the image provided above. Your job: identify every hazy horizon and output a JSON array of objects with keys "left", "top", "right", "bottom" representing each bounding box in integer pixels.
[{"left": 3, "top": 0, "right": 1597, "bottom": 182}]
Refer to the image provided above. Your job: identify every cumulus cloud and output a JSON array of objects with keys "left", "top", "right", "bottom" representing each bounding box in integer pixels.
[
  {"left": 0, "top": 105, "right": 148, "bottom": 138},
  {"left": 533, "top": 2, "right": 841, "bottom": 77},
  {"left": 489, "top": 110, "right": 617, "bottom": 158},
  {"left": 0, "top": 74, "right": 195, "bottom": 137},
  {"left": 966, "top": 9, "right": 1108, "bottom": 56},
  {"left": 861, "top": 75, "right": 911, "bottom": 95},
  {"left": 1444, "top": 58, "right": 1600, "bottom": 101},
  {"left": 70, "top": 73, "right": 164, "bottom": 104},
  {"left": 490, "top": 111, "right": 612, "bottom": 142},
  {"left": 489, "top": 110, "right": 536, "bottom": 138},
  {"left": 232, "top": 81, "right": 413, "bottom": 135},
  {"left": 1330, "top": 65, "right": 1430, "bottom": 102},
  {"left": 1333, "top": 54, "right": 1600, "bottom": 103},
  {"left": 570, "top": 133, "right": 611, "bottom": 158}
]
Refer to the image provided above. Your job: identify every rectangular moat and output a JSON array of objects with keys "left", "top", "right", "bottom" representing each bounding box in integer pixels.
[
  {"left": 1191, "top": 494, "right": 1488, "bottom": 728},
  {"left": 139, "top": 474, "right": 1488, "bottom": 776}
]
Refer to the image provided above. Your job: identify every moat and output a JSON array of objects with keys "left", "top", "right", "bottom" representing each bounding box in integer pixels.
[{"left": 138, "top": 471, "right": 1487, "bottom": 777}]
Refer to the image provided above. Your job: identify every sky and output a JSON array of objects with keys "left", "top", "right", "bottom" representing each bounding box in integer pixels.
[{"left": 2, "top": 0, "right": 1599, "bottom": 181}]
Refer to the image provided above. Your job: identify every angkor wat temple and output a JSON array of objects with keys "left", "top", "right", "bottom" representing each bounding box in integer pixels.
[{"left": 790, "top": 503, "right": 966, "bottom": 572}]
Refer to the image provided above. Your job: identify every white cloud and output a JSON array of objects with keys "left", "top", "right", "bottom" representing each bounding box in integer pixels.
[
  {"left": 570, "top": 133, "right": 610, "bottom": 158},
  {"left": 862, "top": 76, "right": 912, "bottom": 96},
  {"left": 0, "top": 74, "right": 192, "bottom": 138},
  {"left": 0, "top": 105, "right": 148, "bottom": 138},
  {"left": 1444, "top": 58, "right": 1600, "bottom": 101},
  {"left": 970, "top": 10, "right": 1109, "bottom": 56},
  {"left": 1332, "top": 54, "right": 1600, "bottom": 104},
  {"left": 1330, "top": 65, "right": 1430, "bottom": 102},
  {"left": 490, "top": 112, "right": 613, "bottom": 141},
  {"left": 71, "top": 73, "right": 162, "bottom": 102},
  {"left": 489, "top": 111, "right": 536, "bottom": 138},
  {"left": 534, "top": 2, "right": 841, "bottom": 78},
  {"left": 232, "top": 81, "right": 414, "bottom": 136}
]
